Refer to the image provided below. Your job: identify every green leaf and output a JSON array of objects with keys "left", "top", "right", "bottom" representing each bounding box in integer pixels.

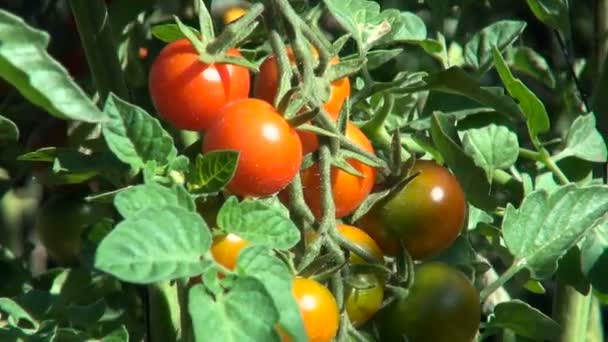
[
  {"left": 507, "top": 47, "right": 555, "bottom": 88},
  {"left": 363, "top": 48, "right": 403, "bottom": 70},
  {"left": 188, "top": 278, "right": 280, "bottom": 342},
  {"left": 554, "top": 114, "right": 607, "bottom": 163},
  {"left": 187, "top": 152, "right": 239, "bottom": 195},
  {"left": 101, "top": 326, "right": 129, "bottom": 342},
  {"left": 64, "top": 299, "right": 106, "bottom": 328},
  {"left": 217, "top": 197, "right": 299, "bottom": 250},
  {"left": 236, "top": 246, "right": 307, "bottom": 342},
  {"left": 580, "top": 222, "right": 608, "bottom": 293},
  {"left": 487, "top": 300, "right": 561, "bottom": 340},
  {"left": 102, "top": 94, "right": 177, "bottom": 170},
  {"left": 0, "top": 115, "right": 18, "bottom": 143},
  {"left": 556, "top": 246, "right": 590, "bottom": 295},
  {"left": 95, "top": 206, "right": 210, "bottom": 283},
  {"left": 114, "top": 183, "right": 195, "bottom": 219},
  {"left": 323, "top": 0, "right": 403, "bottom": 51},
  {"left": 431, "top": 113, "right": 497, "bottom": 210},
  {"left": 492, "top": 47, "right": 550, "bottom": 141},
  {"left": 421, "top": 67, "right": 523, "bottom": 121},
  {"left": 151, "top": 23, "right": 199, "bottom": 43},
  {"left": 464, "top": 20, "right": 527, "bottom": 74},
  {"left": 467, "top": 205, "right": 494, "bottom": 230},
  {"left": 462, "top": 124, "right": 519, "bottom": 182},
  {"left": 526, "top": 0, "right": 570, "bottom": 39},
  {"left": 0, "top": 10, "right": 106, "bottom": 122},
  {"left": 502, "top": 185, "right": 608, "bottom": 279},
  {"left": 0, "top": 297, "right": 39, "bottom": 330}
]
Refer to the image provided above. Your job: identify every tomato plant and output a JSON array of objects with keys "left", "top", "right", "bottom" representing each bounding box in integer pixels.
[
  {"left": 358, "top": 160, "right": 466, "bottom": 259},
  {"left": 202, "top": 98, "right": 303, "bottom": 197},
  {"left": 290, "top": 277, "right": 339, "bottom": 342},
  {"left": 254, "top": 47, "right": 350, "bottom": 118},
  {"left": 300, "top": 122, "right": 377, "bottom": 218},
  {"left": 3, "top": 1, "right": 608, "bottom": 342},
  {"left": 149, "top": 38, "right": 250, "bottom": 131},
  {"left": 375, "top": 262, "right": 481, "bottom": 342}
]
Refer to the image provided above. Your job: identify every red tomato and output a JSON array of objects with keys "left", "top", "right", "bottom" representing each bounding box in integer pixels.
[
  {"left": 299, "top": 122, "right": 376, "bottom": 218},
  {"left": 149, "top": 38, "right": 250, "bottom": 131},
  {"left": 202, "top": 99, "right": 303, "bottom": 197},
  {"left": 211, "top": 233, "right": 249, "bottom": 270},
  {"left": 289, "top": 277, "right": 339, "bottom": 342},
  {"left": 254, "top": 48, "right": 350, "bottom": 119}
]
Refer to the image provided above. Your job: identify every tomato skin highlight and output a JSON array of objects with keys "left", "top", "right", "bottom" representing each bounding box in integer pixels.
[
  {"left": 357, "top": 160, "right": 466, "bottom": 259},
  {"left": 254, "top": 48, "right": 350, "bottom": 119},
  {"left": 202, "top": 99, "right": 303, "bottom": 197},
  {"left": 300, "top": 122, "right": 376, "bottom": 218},
  {"left": 149, "top": 38, "right": 250, "bottom": 131},
  {"left": 210, "top": 233, "right": 249, "bottom": 270},
  {"left": 375, "top": 262, "right": 481, "bottom": 342},
  {"left": 289, "top": 277, "right": 340, "bottom": 342}
]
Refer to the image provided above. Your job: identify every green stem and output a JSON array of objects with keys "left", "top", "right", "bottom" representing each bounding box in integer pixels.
[
  {"left": 518, "top": 147, "right": 542, "bottom": 161},
  {"left": 552, "top": 283, "right": 593, "bottom": 342},
  {"left": 540, "top": 148, "right": 570, "bottom": 185},
  {"left": 148, "top": 282, "right": 183, "bottom": 342},
  {"left": 68, "top": 0, "right": 128, "bottom": 103},
  {"left": 480, "top": 261, "right": 523, "bottom": 303}
]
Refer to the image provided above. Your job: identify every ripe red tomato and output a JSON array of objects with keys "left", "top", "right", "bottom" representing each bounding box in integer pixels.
[
  {"left": 202, "top": 99, "right": 303, "bottom": 197},
  {"left": 149, "top": 38, "right": 250, "bottom": 131},
  {"left": 210, "top": 233, "right": 249, "bottom": 270},
  {"left": 375, "top": 262, "right": 480, "bottom": 342},
  {"left": 253, "top": 48, "right": 350, "bottom": 119},
  {"left": 345, "top": 273, "right": 384, "bottom": 327},
  {"left": 289, "top": 277, "right": 339, "bottom": 342},
  {"left": 35, "top": 194, "right": 113, "bottom": 265},
  {"left": 357, "top": 160, "right": 466, "bottom": 259},
  {"left": 299, "top": 122, "right": 376, "bottom": 218}
]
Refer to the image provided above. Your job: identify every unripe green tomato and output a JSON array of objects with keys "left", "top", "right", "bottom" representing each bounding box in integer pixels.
[
  {"left": 35, "top": 194, "right": 112, "bottom": 265},
  {"left": 375, "top": 262, "right": 481, "bottom": 342}
]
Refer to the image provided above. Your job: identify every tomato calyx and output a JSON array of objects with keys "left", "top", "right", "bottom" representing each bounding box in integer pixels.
[{"left": 170, "top": 3, "right": 262, "bottom": 71}]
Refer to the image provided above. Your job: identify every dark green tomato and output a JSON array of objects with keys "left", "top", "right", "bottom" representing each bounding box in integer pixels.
[
  {"left": 357, "top": 160, "right": 466, "bottom": 259},
  {"left": 376, "top": 262, "right": 480, "bottom": 342},
  {"left": 345, "top": 273, "right": 384, "bottom": 327},
  {"left": 35, "top": 194, "right": 113, "bottom": 265}
]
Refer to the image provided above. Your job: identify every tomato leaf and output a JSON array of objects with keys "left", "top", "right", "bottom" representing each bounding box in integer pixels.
[
  {"left": 151, "top": 23, "right": 199, "bottom": 43},
  {"left": 487, "top": 300, "right": 561, "bottom": 340},
  {"left": 507, "top": 47, "right": 556, "bottom": 88},
  {"left": 95, "top": 206, "right": 210, "bottom": 283},
  {"left": 360, "top": 48, "right": 403, "bottom": 70},
  {"left": 492, "top": 47, "right": 550, "bottom": 142},
  {"left": 464, "top": 20, "right": 527, "bottom": 74},
  {"left": 420, "top": 67, "right": 523, "bottom": 121},
  {"left": 553, "top": 113, "right": 607, "bottom": 163},
  {"left": 0, "top": 297, "right": 39, "bottom": 331},
  {"left": 217, "top": 197, "right": 300, "bottom": 250},
  {"left": 462, "top": 124, "right": 519, "bottom": 183},
  {"left": 64, "top": 299, "right": 106, "bottom": 328},
  {"left": 467, "top": 205, "right": 494, "bottom": 231},
  {"left": 323, "top": 0, "right": 402, "bottom": 51},
  {"left": 187, "top": 151, "right": 239, "bottom": 195},
  {"left": 102, "top": 94, "right": 177, "bottom": 171},
  {"left": 430, "top": 113, "right": 497, "bottom": 210},
  {"left": 502, "top": 185, "right": 608, "bottom": 279},
  {"left": 0, "top": 115, "right": 18, "bottom": 143},
  {"left": 0, "top": 10, "right": 106, "bottom": 122},
  {"left": 114, "top": 183, "right": 195, "bottom": 219},
  {"left": 526, "top": 0, "right": 570, "bottom": 39},
  {"left": 580, "top": 222, "right": 608, "bottom": 293},
  {"left": 556, "top": 246, "right": 590, "bottom": 295},
  {"left": 188, "top": 278, "right": 280, "bottom": 342},
  {"left": 236, "top": 246, "right": 307, "bottom": 342}
]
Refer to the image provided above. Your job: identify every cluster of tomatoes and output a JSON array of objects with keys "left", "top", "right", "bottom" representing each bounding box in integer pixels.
[{"left": 144, "top": 30, "right": 479, "bottom": 340}]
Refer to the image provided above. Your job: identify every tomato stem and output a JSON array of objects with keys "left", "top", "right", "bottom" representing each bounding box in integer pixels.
[
  {"left": 479, "top": 261, "right": 523, "bottom": 303},
  {"left": 68, "top": 0, "right": 128, "bottom": 103},
  {"left": 552, "top": 283, "right": 594, "bottom": 342}
]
